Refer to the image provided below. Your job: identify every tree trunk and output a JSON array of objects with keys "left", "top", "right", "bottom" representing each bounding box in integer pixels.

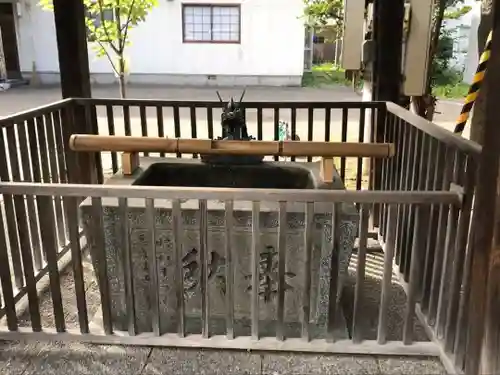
[
  {"left": 118, "top": 74, "right": 126, "bottom": 98},
  {"left": 118, "top": 56, "right": 127, "bottom": 98}
]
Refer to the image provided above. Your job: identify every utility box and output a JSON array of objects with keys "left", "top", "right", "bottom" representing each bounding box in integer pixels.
[
  {"left": 341, "top": 0, "right": 365, "bottom": 70},
  {"left": 403, "top": 0, "right": 434, "bottom": 96}
]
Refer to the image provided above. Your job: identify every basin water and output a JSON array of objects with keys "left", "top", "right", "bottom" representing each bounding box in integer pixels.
[{"left": 80, "top": 157, "right": 358, "bottom": 338}]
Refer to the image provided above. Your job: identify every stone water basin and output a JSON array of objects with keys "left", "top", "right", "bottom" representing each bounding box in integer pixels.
[{"left": 80, "top": 157, "right": 358, "bottom": 338}]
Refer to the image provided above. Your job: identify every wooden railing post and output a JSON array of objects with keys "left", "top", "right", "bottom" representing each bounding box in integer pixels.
[
  {"left": 61, "top": 102, "right": 98, "bottom": 184},
  {"left": 465, "top": 4, "right": 500, "bottom": 373}
]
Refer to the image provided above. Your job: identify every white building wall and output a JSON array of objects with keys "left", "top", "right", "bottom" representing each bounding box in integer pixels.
[
  {"left": 463, "top": 1, "right": 481, "bottom": 84},
  {"left": 13, "top": 0, "right": 305, "bottom": 86},
  {"left": 440, "top": 0, "right": 481, "bottom": 84}
]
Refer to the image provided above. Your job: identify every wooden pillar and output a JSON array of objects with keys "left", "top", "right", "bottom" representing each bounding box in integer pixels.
[
  {"left": 52, "top": 0, "right": 99, "bottom": 184},
  {"left": 369, "top": 0, "right": 404, "bottom": 226},
  {"left": 465, "top": 1, "right": 500, "bottom": 373},
  {"left": 371, "top": 0, "right": 405, "bottom": 103},
  {"left": 52, "top": 0, "right": 91, "bottom": 98}
]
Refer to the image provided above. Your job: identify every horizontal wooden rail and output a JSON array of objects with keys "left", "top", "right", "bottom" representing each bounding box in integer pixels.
[
  {"left": 69, "top": 135, "right": 396, "bottom": 158},
  {"left": 0, "top": 182, "right": 461, "bottom": 205}
]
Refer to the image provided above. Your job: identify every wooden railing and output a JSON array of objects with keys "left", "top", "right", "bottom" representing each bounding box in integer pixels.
[{"left": 0, "top": 97, "right": 484, "bottom": 374}]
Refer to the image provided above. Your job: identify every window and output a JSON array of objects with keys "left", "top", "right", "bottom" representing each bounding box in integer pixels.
[{"left": 182, "top": 4, "right": 240, "bottom": 43}]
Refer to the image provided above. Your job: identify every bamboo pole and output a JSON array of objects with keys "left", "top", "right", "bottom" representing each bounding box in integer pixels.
[{"left": 69, "top": 135, "right": 396, "bottom": 158}]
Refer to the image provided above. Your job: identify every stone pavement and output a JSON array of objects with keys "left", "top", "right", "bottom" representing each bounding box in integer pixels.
[
  {"left": 0, "top": 341, "right": 446, "bottom": 375},
  {"left": 0, "top": 84, "right": 464, "bottom": 136}
]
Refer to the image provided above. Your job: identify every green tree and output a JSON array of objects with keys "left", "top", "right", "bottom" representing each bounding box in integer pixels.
[
  {"left": 40, "top": 0, "right": 158, "bottom": 98},
  {"left": 303, "top": 0, "right": 344, "bottom": 34}
]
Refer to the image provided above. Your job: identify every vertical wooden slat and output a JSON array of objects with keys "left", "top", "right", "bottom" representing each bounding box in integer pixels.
[
  {"left": 173, "top": 105, "right": 181, "bottom": 158},
  {"left": 403, "top": 205, "right": 429, "bottom": 344},
  {"left": 290, "top": 107, "right": 297, "bottom": 162},
  {"left": 86, "top": 104, "right": 103, "bottom": 184},
  {"left": 301, "top": 202, "right": 314, "bottom": 341},
  {"left": 45, "top": 113, "right": 66, "bottom": 247},
  {"left": 0, "top": 203, "right": 18, "bottom": 331},
  {"left": 199, "top": 199, "right": 209, "bottom": 337},
  {"left": 251, "top": 201, "right": 260, "bottom": 340},
  {"left": 433, "top": 156, "right": 465, "bottom": 330},
  {"left": 91, "top": 197, "right": 113, "bottom": 334},
  {"left": 340, "top": 108, "right": 348, "bottom": 181},
  {"left": 274, "top": 108, "right": 280, "bottom": 161},
  {"left": 257, "top": 107, "right": 263, "bottom": 141},
  {"left": 172, "top": 199, "right": 185, "bottom": 336},
  {"left": 139, "top": 105, "right": 148, "bottom": 156},
  {"left": 119, "top": 197, "right": 136, "bottom": 335},
  {"left": 379, "top": 113, "right": 390, "bottom": 235},
  {"left": 58, "top": 109, "right": 75, "bottom": 182},
  {"left": 276, "top": 201, "right": 287, "bottom": 341},
  {"left": 38, "top": 192, "right": 66, "bottom": 333},
  {"left": 421, "top": 141, "right": 445, "bottom": 312},
  {"left": 52, "top": 110, "right": 69, "bottom": 183},
  {"left": 224, "top": 200, "right": 234, "bottom": 339},
  {"left": 64, "top": 196, "right": 89, "bottom": 334},
  {"left": 307, "top": 107, "right": 314, "bottom": 162},
  {"left": 15, "top": 122, "right": 42, "bottom": 271},
  {"left": 324, "top": 107, "right": 331, "bottom": 142},
  {"left": 435, "top": 204, "right": 460, "bottom": 334},
  {"left": 6, "top": 124, "right": 37, "bottom": 296},
  {"left": 356, "top": 107, "right": 366, "bottom": 191},
  {"left": 106, "top": 105, "right": 118, "bottom": 172},
  {"left": 395, "top": 123, "right": 411, "bottom": 265},
  {"left": 327, "top": 204, "right": 339, "bottom": 340},
  {"left": 389, "top": 116, "right": 400, "bottom": 192},
  {"left": 156, "top": 106, "right": 165, "bottom": 157},
  {"left": 444, "top": 157, "right": 476, "bottom": 352},
  {"left": 401, "top": 128, "right": 421, "bottom": 280},
  {"left": 427, "top": 147, "right": 454, "bottom": 323},
  {"left": 207, "top": 106, "right": 214, "bottom": 140},
  {"left": 394, "top": 119, "right": 406, "bottom": 192},
  {"left": 453, "top": 208, "right": 475, "bottom": 369},
  {"left": 0, "top": 127, "right": 24, "bottom": 288},
  {"left": 145, "top": 198, "right": 161, "bottom": 336},
  {"left": 352, "top": 204, "right": 369, "bottom": 343},
  {"left": 52, "top": 111, "right": 69, "bottom": 241},
  {"left": 37, "top": 114, "right": 56, "bottom": 263},
  {"left": 378, "top": 204, "right": 397, "bottom": 344},
  {"left": 123, "top": 105, "right": 132, "bottom": 136},
  {"left": 146, "top": 198, "right": 162, "bottom": 336},
  {"left": 404, "top": 131, "right": 429, "bottom": 282},
  {"left": 190, "top": 106, "right": 198, "bottom": 159}
]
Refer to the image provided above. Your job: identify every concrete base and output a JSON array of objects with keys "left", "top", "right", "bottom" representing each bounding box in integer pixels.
[{"left": 21, "top": 72, "right": 303, "bottom": 87}]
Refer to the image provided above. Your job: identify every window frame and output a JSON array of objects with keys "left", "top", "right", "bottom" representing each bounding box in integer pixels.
[{"left": 181, "top": 3, "right": 241, "bottom": 44}]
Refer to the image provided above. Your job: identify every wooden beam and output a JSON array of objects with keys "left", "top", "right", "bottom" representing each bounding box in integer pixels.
[
  {"left": 465, "top": 1, "right": 500, "bottom": 373},
  {"left": 68, "top": 134, "right": 396, "bottom": 158}
]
